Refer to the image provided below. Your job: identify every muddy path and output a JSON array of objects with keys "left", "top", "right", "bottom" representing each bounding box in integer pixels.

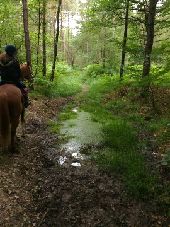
[{"left": 0, "top": 98, "right": 169, "bottom": 227}]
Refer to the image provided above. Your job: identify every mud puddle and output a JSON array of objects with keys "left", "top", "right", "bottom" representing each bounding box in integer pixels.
[{"left": 48, "top": 108, "right": 103, "bottom": 167}]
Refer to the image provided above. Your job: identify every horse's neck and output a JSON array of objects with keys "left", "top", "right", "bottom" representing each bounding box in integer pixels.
[
  {"left": 20, "top": 64, "right": 31, "bottom": 81},
  {"left": 20, "top": 66, "right": 25, "bottom": 81}
]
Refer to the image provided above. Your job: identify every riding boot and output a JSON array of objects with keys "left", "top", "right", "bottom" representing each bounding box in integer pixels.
[{"left": 23, "top": 95, "right": 30, "bottom": 108}]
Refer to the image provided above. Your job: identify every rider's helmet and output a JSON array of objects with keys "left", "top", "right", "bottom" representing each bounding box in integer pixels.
[{"left": 5, "top": 45, "right": 17, "bottom": 57}]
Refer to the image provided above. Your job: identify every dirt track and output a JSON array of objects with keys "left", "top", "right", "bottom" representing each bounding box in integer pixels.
[{"left": 0, "top": 98, "right": 169, "bottom": 227}]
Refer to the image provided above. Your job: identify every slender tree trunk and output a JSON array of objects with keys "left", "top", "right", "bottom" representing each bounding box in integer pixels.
[
  {"left": 60, "top": 5, "right": 65, "bottom": 61},
  {"left": 42, "top": 0, "right": 47, "bottom": 77},
  {"left": 50, "top": 0, "right": 62, "bottom": 81},
  {"left": 67, "top": 11, "right": 70, "bottom": 64},
  {"left": 71, "top": 57, "right": 75, "bottom": 68},
  {"left": 142, "top": 0, "right": 158, "bottom": 77},
  {"left": 101, "top": 47, "right": 106, "bottom": 69},
  {"left": 120, "top": 0, "right": 130, "bottom": 80},
  {"left": 22, "top": 0, "right": 33, "bottom": 89},
  {"left": 22, "top": 0, "right": 32, "bottom": 67},
  {"left": 35, "top": 0, "right": 41, "bottom": 77}
]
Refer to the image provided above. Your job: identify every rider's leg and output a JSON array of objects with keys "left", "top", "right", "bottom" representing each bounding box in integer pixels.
[{"left": 16, "top": 82, "right": 29, "bottom": 108}]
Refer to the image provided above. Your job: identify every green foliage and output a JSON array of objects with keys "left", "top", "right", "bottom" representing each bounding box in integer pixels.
[
  {"left": 95, "top": 148, "right": 156, "bottom": 199},
  {"left": 86, "top": 76, "right": 119, "bottom": 99},
  {"left": 32, "top": 63, "right": 83, "bottom": 98},
  {"left": 59, "top": 109, "right": 77, "bottom": 121},
  {"left": 48, "top": 102, "right": 77, "bottom": 135},
  {"left": 84, "top": 64, "right": 105, "bottom": 78},
  {"left": 126, "top": 65, "right": 143, "bottom": 79},
  {"left": 103, "top": 119, "right": 137, "bottom": 150},
  {"left": 152, "top": 72, "right": 170, "bottom": 87},
  {"left": 48, "top": 120, "right": 60, "bottom": 134},
  {"left": 149, "top": 118, "right": 170, "bottom": 139},
  {"left": 93, "top": 118, "right": 156, "bottom": 200},
  {"left": 0, "top": 0, "right": 23, "bottom": 49},
  {"left": 161, "top": 150, "right": 170, "bottom": 167},
  {"left": 55, "top": 62, "right": 74, "bottom": 76},
  {"left": 80, "top": 72, "right": 169, "bottom": 200},
  {"left": 147, "top": 118, "right": 170, "bottom": 168}
]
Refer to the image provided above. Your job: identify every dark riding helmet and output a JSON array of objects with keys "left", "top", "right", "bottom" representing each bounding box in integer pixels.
[{"left": 5, "top": 45, "right": 17, "bottom": 56}]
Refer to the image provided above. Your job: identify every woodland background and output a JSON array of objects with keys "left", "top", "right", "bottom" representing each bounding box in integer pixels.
[
  {"left": 0, "top": 0, "right": 170, "bottom": 225},
  {"left": 0, "top": 0, "right": 169, "bottom": 81}
]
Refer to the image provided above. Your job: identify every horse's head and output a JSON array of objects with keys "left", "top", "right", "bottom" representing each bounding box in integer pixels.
[{"left": 20, "top": 63, "right": 32, "bottom": 81}]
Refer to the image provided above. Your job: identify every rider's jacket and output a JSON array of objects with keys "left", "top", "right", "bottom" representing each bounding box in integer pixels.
[{"left": 0, "top": 53, "right": 21, "bottom": 84}]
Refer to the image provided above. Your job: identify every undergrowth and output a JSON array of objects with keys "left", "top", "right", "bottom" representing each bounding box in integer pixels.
[
  {"left": 31, "top": 62, "right": 83, "bottom": 98},
  {"left": 37, "top": 63, "right": 169, "bottom": 204},
  {"left": 80, "top": 74, "right": 170, "bottom": 203}
]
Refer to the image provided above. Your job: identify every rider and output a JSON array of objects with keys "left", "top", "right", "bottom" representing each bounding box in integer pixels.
[{"left": 0, "top": 45, "right": 29, "bottom": 108}]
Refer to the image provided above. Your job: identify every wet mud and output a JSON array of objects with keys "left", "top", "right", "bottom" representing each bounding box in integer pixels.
[{"left": 0, "top": 98, "right": 169, "bottom": 226}]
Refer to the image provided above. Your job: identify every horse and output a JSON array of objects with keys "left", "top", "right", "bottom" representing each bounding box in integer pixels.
[
  {"left": 0, "top": 64, "right": 31, "bottom": 152},
  {"left": 20, "top": 63, "right": 32, "bottom": 81}
]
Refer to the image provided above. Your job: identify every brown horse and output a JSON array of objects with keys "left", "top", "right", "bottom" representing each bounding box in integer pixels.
[
  {"left": 0, "top": 64, "right": 31, "bottom": 152},
  {"left": 20, "top": 63, "right": 32, "bottom": 81}
]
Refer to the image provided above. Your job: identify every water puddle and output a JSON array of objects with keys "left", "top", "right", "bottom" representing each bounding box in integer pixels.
[
  {"left": 56, "top": 108, "right": 103, "bottom": 167},
  {"left": 58, "top": 156, "right": 67, "bottom": 165},
  {"left": 72, "top": 152, "right": 84, "bottom": 160},
  {"left": 71, "top": 162, "right": 81, "bottom": 167}
]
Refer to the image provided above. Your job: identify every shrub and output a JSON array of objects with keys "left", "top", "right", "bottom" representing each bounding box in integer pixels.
[
  {"left": 84, "top": 64, "right": 105, "bottom": 78},
  {"left": 32, "top": 63, "right": 83, "bottom": 98}
]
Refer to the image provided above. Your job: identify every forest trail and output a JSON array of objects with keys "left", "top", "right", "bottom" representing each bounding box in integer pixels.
[
  {"left": 0, "top": 97, "right": 169, "bottom": 227},
  {"left": 1, "top": 0, "right": 170, "bottom": 225}
]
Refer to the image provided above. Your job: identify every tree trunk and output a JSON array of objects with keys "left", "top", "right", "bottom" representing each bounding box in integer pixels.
[
  {"left": 60, "top": 5, "right": 66, "bottom": 61},
  {"left": 50, "top": 0, "right": 62, "bottom": 81},
  {"left": 35, "top": 0, "right": 41, "bottom": 77},
  {"left": 101, "top": 47, "right": 106, "bottom": 69},
  {"left": 42, "top": 0, "right": 47, "bottom": 77},
  {"left": 67, "top": 11, "right": 70, "bottom": 64},
  {"left": 142, "top": 0, "right": 158, "bottom": 77},
  {"left": 120, "top": 0, "right": 130, "bottom": 80},
  {"left": 22, "top": 0, "right": 32, "bottom": 67},
  {"left": 22, "top": 0, "right": 33, "bottom": 89}
]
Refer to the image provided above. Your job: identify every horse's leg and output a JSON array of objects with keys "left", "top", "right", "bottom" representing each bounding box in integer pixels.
[
  {"left": 0, "top": 92, "right": 11, "bottom": 151},
  {"left": 11, "top": 118, "right": 20, "bottom": 152},
  {"left": 21, "top": 107, "right": 26, "bottom": 137}
]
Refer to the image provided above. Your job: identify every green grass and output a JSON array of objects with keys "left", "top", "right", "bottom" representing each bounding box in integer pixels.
[
  {"left": 31, "top": 63, "right": 83, "bottom": 98},
  {"left": 48, "top": 120, "right": 61, "bottom": 134},
  {"left": 95, "top": 148, "right": 156, "bottom": 199},
  {"left": 147, "top": 118, "right": 170, "bottom": 168},
  {"left": 80, "top": 74, "right": 169, "bottom": 201},
  {"left": 92, "top": 118, "right": 157, "bottom": 200},
  {"left": 33, "top": 75, "right": 82, "bottom": 98},
  {"left": 59, "top": 110, "right": 77, "bottom": 121},
  {"left": 103, "top": 119, "right": 137, "bottom": 149},
  {"left": 48, "top": 102, "right": 78, "bottom": 137},
  {"left": 44, "top": 67, "right": 169, "bottom": 202},
  {"left": 147, "top": 117, "right": 170, "bottom": 152}
]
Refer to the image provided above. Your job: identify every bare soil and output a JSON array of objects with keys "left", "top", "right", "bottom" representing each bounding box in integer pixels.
[{"left": 0, "top": 98, "right": 169, "bottom": 227}]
